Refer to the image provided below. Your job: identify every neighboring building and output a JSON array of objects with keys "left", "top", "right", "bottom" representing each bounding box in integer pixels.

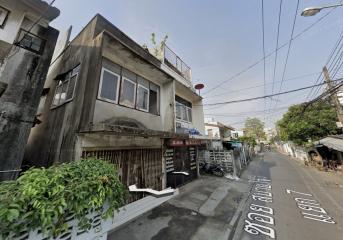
[
  {"left": 0, "top": 0, "right": 59, "bottom": 180},
  {"left": 25, "top": 14, "right": 205, "bottom": 197},
  {"left": 203, "top": 118, "right": 235, "bottom": 150},
  {"left": 204, "top": 118, "right": 234, "bottom": 140},
  {"left": 231, "top": 130, "right": 244, "bottom": 139}
]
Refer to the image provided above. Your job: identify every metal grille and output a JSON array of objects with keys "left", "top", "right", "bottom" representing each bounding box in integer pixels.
[
  {"left": 163, "top": 44, "right": 191, "bottom": 81},
  {"left": 82, "top": 149, "right": 163, "bottom": 203}
]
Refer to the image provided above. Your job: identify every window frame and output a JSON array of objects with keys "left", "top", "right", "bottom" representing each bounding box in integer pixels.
[
  {"left": 119, "top": 76, "right": 137, "bottom": 108},
  {"left": 148, "top": 83, "right": 160, "bottom": 115},
  {"left": 51, "top": 65, "right": 79, "bottom": 109},
  {"left": 136, "top": 84, "right": 150, "bottom": 112},
  {"left": 175, "top": 99, "right": 192, "bottom": 123},
  {"left": 98, "top": 67, "right": 121, "bottom": 104}
]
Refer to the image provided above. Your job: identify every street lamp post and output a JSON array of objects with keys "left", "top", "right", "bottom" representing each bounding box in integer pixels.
[{"left": 301, "top": 3, "right": 343, "bottom": 16}]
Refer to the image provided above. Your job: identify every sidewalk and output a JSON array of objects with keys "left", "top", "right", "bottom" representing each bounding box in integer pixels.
[{"left": 107, "top": 175, "right": 250, "bottom": 240}]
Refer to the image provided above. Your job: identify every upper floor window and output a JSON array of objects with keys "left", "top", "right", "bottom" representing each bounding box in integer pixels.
[
  {"left": 137, "top": 84, "right": 149, "bottom": 112},
  {"left": 120, "top": 77, "right": 136, "bottom": 108},
  {"left": 175, "top": 95, "right": 192, "bottom": 123},
  {"left": 16, "top": 29, "right": 45, "bottom": 54},
  {"left": 98, "top": 60, "right": 160, "bottom": 115},
  {"left": 98, "top": 68, "right": 120, "bottom": 103},
  {"left": 52, "top": 65, "right": 80, "bottom": 108}
]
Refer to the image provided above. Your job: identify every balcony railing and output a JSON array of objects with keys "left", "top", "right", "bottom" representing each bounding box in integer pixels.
[{"left": 163, "top": 44, "right": 191, "bottom": 81}]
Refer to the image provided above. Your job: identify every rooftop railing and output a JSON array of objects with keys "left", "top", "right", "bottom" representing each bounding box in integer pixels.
[{"left": 163, "top": 44, "right": 191, "bottom": 81}]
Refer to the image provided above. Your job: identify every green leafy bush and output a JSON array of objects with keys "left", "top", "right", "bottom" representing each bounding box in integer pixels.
[{"left": 0, "top": 158, "right": 126, "bottom": 238}]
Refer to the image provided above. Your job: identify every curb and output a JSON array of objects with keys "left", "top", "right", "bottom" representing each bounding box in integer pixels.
[{"left": 227, "top": 183, "right": 254, "bottom": 240}]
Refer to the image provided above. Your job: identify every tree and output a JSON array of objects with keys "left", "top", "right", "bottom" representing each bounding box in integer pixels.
[
  {"left": 276, "top": 101, "right": 339, "bottom": 146},
  {"left": 243, "top": 117, "right": 265, "bottom": 141},
  {"left": 142, "top": 33, "right": 168, "bottom": 61},
  {"left": 238, "top": 136, "right": 257, "bottom": 146}
]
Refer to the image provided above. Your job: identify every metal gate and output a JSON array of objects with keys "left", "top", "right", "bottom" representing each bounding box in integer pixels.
[
  {"left": 82, "top": 148, "right": 162, "bottom": 202},
  {"left": 165, "top": 146, "right": 197, "bottom": 188}
]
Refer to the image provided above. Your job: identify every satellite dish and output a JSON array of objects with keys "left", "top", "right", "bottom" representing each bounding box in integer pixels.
[{"left": 194, "top": 83, "right": 204, "bottom": 95}]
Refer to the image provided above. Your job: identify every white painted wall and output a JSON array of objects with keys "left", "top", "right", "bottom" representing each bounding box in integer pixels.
[
  {"left": 175, "top": 82, "right": 205, "bottom": 135},
  {"left": 0, "top": 0, "right": 49, "bottom": 44},
  {"left": 205, "top": 125, "right": 220, "bottom": 139}
]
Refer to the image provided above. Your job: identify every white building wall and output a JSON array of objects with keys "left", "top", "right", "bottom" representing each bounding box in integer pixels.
[
  {"left": 205, "top": 125, "right": 220, "bottom": 139},
  {"left": 175, "top": 82, "right": 205, "bottom": 135},
  {"left": 0, "top": 0, "right": 48, "bottom": 44}
]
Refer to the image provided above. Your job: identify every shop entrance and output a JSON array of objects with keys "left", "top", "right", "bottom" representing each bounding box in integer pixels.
[{"left": 165, "top": 139, "right": 200, "bottom": 188}]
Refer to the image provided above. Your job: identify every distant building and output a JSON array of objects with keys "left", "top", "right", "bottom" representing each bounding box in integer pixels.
[
  {"left": 0, "top": 0, "right": 59, "bottom": 180},
  {"left": 204, "top": 118, "right": 235, "bottom": 140},
  {"left": 231, "top": 130, "right": 244, "bottom": 139}
]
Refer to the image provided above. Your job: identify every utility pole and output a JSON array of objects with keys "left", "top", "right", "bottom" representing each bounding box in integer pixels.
[{"left": 323, "top": 66, "right": 343, "bottom": 126}]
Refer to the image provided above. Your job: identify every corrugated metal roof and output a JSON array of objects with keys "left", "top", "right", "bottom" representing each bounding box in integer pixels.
[{"left": 317, "top": 137, "right": 343, "bottom": 152}]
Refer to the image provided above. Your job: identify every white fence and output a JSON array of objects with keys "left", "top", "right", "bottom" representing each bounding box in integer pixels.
[
  {"left": 9, "top": 191, "right": 178, "bottom": 240},
  {"left": 276, "top": 142, "right": 310, "bottom": 164},
  {"left": 199, "top": 145, "right": 255, "bottom": 178}
]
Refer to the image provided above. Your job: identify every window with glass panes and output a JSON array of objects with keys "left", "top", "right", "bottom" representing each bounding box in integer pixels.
[
  {"left": 98, "top": 59, "right": 160, "bottom": 115},
  {"left": 175, "top": 95, "right": 192, "bottom": 123},
  {"left": 52, "top": 65, "right": 79, "bottom": 108}
]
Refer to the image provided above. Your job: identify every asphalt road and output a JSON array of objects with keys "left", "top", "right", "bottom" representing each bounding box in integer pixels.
[{"left": 233, "top": 151, "right": 343, "bottom": 240}]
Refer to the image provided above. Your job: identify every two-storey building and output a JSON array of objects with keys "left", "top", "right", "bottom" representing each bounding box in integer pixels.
[{"left": 25, "top": 14, "right": 205, "bottom": 199}]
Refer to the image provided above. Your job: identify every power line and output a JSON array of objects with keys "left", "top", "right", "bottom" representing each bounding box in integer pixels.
[
  {"left": 305, "top": 3, "right": 343, "bottom": 101},
  {"left": 203, "top": 5, "right": 339, "bottom": 96},
  {"left": 205, "top": 106, "right": 289, "bottom": 117},
  {"left": 269, "top": 0, "right": 283, "bottom": 110},
  {"left": 307, "top": 35, "right": 343, "bottom": 100},
  {"left": 202, "top": 78, "right": 343, "bottom": 107},
  {"left": 205, "top": 72, "right": 319, "bottom": 99},
  {"left": 302, "top": 80, "right": 343, "bottom": 114},
  {"left": 271, "top": 0, "right": 300, "bottom": 113},
  {"left": 330, "top": 49, "right": 343, "bottom": 77},
  {"left": 261, "top": 0, "right": 266, "bottom": 118}
]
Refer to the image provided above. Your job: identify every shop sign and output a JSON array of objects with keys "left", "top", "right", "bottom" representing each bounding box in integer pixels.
[
  {"left": 185, "top": 139, "right": 202, "bottom": 146},
  {"left": 169, "top": 139, "right": 184, "bottom": 146}
]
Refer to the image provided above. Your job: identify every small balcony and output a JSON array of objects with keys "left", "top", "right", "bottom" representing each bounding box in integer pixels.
[{"left": 163, "top": 44, "right": 191, "bottom": 81}]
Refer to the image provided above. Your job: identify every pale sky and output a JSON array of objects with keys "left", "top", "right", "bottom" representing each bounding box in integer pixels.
[{"left": 50, "top": 0, "right": 343, "bottom": 130}]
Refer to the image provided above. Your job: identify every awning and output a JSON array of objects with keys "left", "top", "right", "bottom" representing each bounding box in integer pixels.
[{"left": 316, "top": 137, "right": 343, "bottom": 152}]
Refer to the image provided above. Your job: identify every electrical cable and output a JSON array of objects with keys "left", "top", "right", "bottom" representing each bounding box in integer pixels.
[
  {"left": 205, "top": 72, "right": 319, "bottom": 99},
  {"left": 202, "top": 78, "right": 343, "bottom": 107},
  {"left": 261, "top": 0, "right": 267, "bottom": 119},
  {"left": 271, "top": 0, "right": 300, "bottom": 113},
  {"left": 203, "top": 5, "right": 339, "bottom": 96},
  {"left": 268, "top": 0, "right": 283, "bottom": 115}
]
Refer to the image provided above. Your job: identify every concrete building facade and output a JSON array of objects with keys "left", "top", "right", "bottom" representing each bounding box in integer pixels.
[
  {"left": 0, "top": 0, "right": 59, "bottom": 180},
  {"left": 25, "top": 15, "right": 205, "bottom": 199}
]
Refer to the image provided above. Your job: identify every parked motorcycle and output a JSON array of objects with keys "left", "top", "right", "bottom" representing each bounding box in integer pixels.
[{"left": 199, "top": 162, "right": 225, "bottom": 177}]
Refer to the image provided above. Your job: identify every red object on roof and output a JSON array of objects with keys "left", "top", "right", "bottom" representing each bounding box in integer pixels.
[{"left": 195, "top": 83, "right": 204, "bottom": 90}]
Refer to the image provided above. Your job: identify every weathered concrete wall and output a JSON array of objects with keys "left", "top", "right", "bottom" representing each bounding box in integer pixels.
[
  {"left": 193, "top": 99, "right": 205, "bottom": 135},
  {"left": 93, "top": 32, "right": 175, "bottom": 132},
  {"left": 78, "top": 134, "right": 162, "bottom": 150},
  {"left": 25, "top": 20, "right": 99, "bottom": 166},
  {"left": 0, "top": 26, "right": 58, "bottom": 180}
]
